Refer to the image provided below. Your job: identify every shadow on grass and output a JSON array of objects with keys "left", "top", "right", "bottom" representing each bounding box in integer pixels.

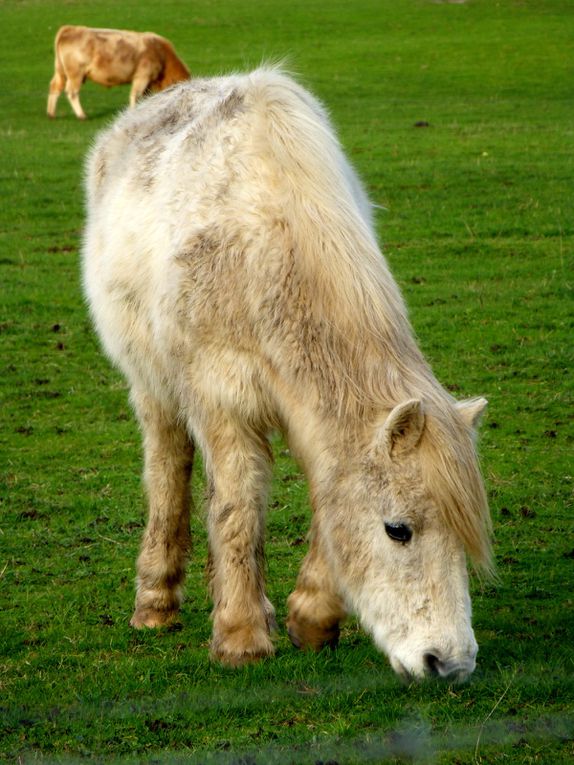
[{"left": 10, "top": 712, "right": 573, "bottom": 764}]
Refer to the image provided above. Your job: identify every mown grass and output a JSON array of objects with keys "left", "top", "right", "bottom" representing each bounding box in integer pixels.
[{"left": 1, "top": 0, "right": 573, "bottom": 762}]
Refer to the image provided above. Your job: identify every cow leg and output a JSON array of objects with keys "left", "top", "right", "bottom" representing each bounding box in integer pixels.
[
  {"left": 287, "top": 520, "right": 346, "bottom": 651},
  {"left": 130, "top": 391, "right": 194, "bottom": 629},
  {"left": 204, "top": 417, "right": 275, "bottom": 666},
  {"left": 64, "top": 74, "right": 87, "bottom": 120},
  {"left": 129, "top": 72, "right": 151, "bottom": 108},
  {"left": 47, "top": 70, "right": 66, "bottom": 118}
]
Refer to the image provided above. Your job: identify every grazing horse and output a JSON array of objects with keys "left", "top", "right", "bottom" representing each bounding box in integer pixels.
[
  {"left": 83, "top": 68, "right": 492, "bottom": 680},
  {"left": 47, "top": 25, "right": 190, "bottom": 120}
]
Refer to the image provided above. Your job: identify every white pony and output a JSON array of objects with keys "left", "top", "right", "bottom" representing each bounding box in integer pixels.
[{"left": 83, "top": 67, "right": 492, "bottom": 679}]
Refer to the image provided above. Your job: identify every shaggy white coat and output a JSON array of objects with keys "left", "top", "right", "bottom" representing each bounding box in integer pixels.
[{"left": 83, "top": 68, "right": 492, "bottom": 678}]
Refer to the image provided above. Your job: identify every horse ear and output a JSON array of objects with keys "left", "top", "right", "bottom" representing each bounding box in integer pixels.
[
  {"left": 456, "top": 397, "right": 488, "bottom": 429},
  {"left": 379, "top": 399, "right": 425, "bottom": 457}
]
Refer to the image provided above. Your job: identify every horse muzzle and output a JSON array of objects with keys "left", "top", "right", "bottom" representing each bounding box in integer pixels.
[{"left": 390, "top": 641, "right": 478, "bottom": 683}]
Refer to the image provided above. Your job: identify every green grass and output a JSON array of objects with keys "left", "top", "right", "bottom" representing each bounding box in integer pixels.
[{"left": 1, "top": 0, "right": 573, "bottom": 762}]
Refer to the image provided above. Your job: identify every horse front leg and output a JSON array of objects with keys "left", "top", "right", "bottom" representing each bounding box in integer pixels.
[
  {"left": 287, "top": 520, "right": 347, "bottom": 651},
  {"left": 204, "top": 419, "right": 275, "bottom": 666},
  {"left": 130, "top": 391, "right": 194, "bottom": 629}
]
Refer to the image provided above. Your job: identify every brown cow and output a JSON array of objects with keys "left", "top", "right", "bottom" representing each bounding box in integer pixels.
[{"left": 47, "top": 25, "right": 190, "bottom": 120}]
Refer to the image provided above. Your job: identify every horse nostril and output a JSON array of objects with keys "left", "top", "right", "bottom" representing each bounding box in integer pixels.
[
  {"left": 422, "top": 652, "right": 475, "bottom": 682},
  {"left": 423, "top": 652, "right": 442, "bottom": 676}
]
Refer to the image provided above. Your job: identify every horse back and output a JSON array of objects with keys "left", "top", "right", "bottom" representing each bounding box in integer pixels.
[{"left": 83, "top": 69, "right": 379, "bottom": 428}]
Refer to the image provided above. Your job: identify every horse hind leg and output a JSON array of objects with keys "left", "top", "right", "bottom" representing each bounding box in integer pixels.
[
  {"left": 130, "top": 392, "right": 195, "bottom": 629},
  {"left": 287, "top": 523, "right": 347, "bottom": 651},
  {"left": 204, "top": 417, "right": 275, "bottom": 666}
]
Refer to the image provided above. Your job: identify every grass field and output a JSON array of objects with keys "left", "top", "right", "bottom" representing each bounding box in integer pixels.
[{"left": 1, "top": 0, "right": 573, "bottom": 762}]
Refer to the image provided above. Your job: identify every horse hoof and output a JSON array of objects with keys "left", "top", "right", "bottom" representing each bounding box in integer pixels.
[
  {"left": 210, "top": 625, "right": 275, "bottom": 666},
  {"left": 130, "top": 607, "right": 179, "bottom": 628},
  {"left": 287, "top": 619, "right": 340, "bottom": 651}
]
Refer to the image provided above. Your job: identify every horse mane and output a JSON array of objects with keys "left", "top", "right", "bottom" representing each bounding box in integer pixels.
[
  {"left": 245, "top": 67, "right": 493, "bottom": 571},
  {"left": 247, "top": 68, "right": 435, "bottom": 402},
  {"left": 419, "top": 403, "right": 493, "bottom": 574}
]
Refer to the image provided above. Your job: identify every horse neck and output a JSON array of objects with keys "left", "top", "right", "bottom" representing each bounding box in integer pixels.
[
  {"left": 274, "top": 388, "right": 358, "bottom": 490},
  {"left": 267, "top": 351, "right": 417, "bottom": 479},
  {"left": 262, "top": 307, "right": 448, "bottom": 489}
]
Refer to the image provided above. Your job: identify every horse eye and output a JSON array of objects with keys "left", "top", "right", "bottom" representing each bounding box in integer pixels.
[{"left": 384, "top": 522, "right": 413, "bottom": 543}]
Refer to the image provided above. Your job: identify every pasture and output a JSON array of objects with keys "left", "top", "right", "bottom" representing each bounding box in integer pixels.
[{"left": 1, "top": 0, "right": 572, "bottom": 762}]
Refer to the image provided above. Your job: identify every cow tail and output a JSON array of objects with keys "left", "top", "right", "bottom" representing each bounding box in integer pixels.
[{"left": 53, "top": 26, "right": 69, "bottom": 81}]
